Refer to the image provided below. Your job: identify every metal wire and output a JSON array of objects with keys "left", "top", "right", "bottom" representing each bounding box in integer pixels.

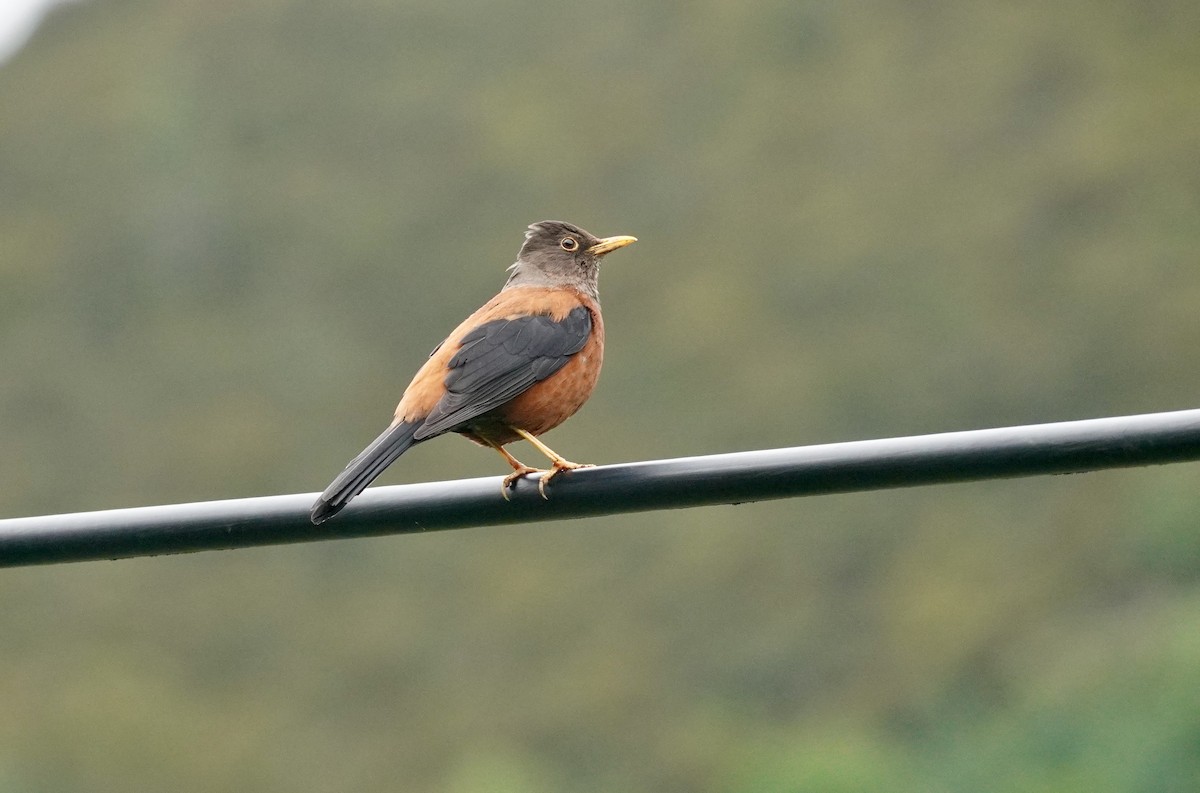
[{"left": 3, "top": 408, "right": 1200, "bottom": 567}]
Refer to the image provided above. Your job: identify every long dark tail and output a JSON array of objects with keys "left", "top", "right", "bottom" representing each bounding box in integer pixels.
[{"left": 310, "top": 420, "right": 421, "bottom": 524}]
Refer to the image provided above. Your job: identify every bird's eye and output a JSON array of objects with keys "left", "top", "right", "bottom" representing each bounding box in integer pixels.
[{"left": 560, "top": 237, "right": 579, "bottom": 251}]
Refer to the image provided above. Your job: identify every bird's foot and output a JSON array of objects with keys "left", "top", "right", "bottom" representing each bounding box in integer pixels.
[
  {"left": 537, "top": 460, "right": 595, "bottom": 499},
  {"left": 501, "top": 465, "right": 546, "bottom": 501}
]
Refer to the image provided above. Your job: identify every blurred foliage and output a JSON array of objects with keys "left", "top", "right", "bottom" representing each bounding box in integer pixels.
[{"left": 2, "top": 0, "right": 1200, "bottom": 790}]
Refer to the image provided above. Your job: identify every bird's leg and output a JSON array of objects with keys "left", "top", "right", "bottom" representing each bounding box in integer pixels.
[
  {"left": 514, "top": 429, "right": 594, "bottom": 499},
  {"left": 486, "top": 440, "right": 545, "bottom": 500}
]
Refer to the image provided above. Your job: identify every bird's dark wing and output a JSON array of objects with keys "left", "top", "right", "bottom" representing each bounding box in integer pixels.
[{"left": 412, "top": 306, "right": 591, "bottom": 440}]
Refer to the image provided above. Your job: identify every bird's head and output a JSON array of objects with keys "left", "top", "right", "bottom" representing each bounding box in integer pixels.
[{"left": 504, "top": 220, "right": 637, "bottom": 300}]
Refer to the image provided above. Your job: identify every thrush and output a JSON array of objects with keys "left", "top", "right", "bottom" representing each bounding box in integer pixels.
[{"left": 310, "top": 220, "right": 636, "bottom": 524}]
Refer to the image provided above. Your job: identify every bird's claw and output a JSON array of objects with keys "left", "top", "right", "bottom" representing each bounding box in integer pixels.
[
  {"left": 536, "top": 460, "right": 595, "bottom": 499},
  {"left": 501, "top": 465, "right": 545, "bottom": 501},
  {"left": 500, "top": 460, "right": 595, "bottom": 500}
]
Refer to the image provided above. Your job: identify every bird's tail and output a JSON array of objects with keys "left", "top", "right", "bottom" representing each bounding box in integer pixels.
[{"left": 310, "top": 420, "right": 421, "bottom": 524}]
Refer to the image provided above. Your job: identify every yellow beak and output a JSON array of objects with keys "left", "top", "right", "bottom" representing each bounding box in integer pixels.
[{"left": 587, "top": 235, "right": 638, "bottom": 256}]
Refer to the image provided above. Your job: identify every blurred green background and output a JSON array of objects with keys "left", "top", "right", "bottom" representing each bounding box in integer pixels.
[{"left": 3, "top": 0, "right": 1200, "bottom": 790}]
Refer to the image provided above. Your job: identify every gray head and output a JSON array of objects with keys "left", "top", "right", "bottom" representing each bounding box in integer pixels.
[{"left": 504, "top": 220, "right": 637, "bottom": 301}]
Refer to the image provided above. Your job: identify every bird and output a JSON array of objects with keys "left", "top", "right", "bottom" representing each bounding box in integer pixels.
[{"left": 310, "top": 220, "right": 637, "bottom": 524}]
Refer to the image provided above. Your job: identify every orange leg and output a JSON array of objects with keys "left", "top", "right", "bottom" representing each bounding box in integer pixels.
[
  {"left": 514, "top": 429, "right": 594, "bottom": 499},
  {"left": 485, "top": 440, "right": 545, "bottom": 501}
]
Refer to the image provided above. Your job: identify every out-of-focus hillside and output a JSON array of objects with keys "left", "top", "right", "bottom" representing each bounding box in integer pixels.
[{"left": 1, "top": 1, "right": 1199, "bottom": 791}]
